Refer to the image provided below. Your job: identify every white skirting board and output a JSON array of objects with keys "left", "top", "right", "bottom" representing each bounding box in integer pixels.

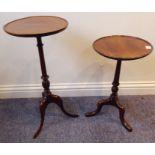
[{"left": 0, "top": 81, "right": 155, "bottom": 98}]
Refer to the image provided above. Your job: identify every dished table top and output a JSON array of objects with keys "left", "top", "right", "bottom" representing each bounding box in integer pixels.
[
  {"left": 4, "top": 16, "right": 68, "bottom": 37},
  {"left": 93, "top": 35, "right": 153, "bottom": 60}
]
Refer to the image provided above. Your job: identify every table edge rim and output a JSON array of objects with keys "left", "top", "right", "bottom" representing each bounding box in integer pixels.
[
  {"left": 93, "top": 35, "right": 153, "bottom": 61},
  {"left": 3, "top": 15, "right": 68, "bottom": 37}
]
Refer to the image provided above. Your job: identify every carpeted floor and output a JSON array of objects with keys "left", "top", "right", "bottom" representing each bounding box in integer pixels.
[{"left": 0, "top": 95, "right": 155, "bottom": 143}]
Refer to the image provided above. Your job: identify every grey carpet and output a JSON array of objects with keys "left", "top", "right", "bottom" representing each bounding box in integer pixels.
[{"left": 0, "top": 95, "right": 155, "bottom": 143}]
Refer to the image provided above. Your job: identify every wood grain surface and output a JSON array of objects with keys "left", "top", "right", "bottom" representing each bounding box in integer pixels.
[
  {"left": 4, "top": 16, "right": 68, "bottom": 37},
  {"left": 93, "top": 35, "right": 153, "bottom": 60}
]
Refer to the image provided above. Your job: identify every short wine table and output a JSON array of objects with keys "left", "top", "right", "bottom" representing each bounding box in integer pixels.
[{"left": 85, "top": 35, "right": 153, "bottom": 131}]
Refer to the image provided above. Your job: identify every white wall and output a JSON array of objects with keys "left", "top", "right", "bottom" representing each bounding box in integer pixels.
[{"left": 0, "top": 12, "right": 155, "bottom": 98}]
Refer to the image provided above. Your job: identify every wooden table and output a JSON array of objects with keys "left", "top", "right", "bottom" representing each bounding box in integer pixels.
[
  {"left": 4, "top": 16, "right": 78, "bottom": 138},
  {"left": 85, "top": 35, "right": 153, "bottom": 131}
]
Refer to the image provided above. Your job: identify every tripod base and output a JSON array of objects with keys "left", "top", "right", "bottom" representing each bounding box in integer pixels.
[
  {"left": 33, "top": 92, "right": 78, "bottom": 139},
  {"left": 85, "top": 95, "right": 132, "bottom": 132}
]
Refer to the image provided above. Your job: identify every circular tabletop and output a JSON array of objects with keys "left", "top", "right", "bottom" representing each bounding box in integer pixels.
[
  {"left": 4, "top": 16, "right": 68, "bottom": 37},
  {"left": 93, "top": 35, "right": 153, "bottom": 60}
]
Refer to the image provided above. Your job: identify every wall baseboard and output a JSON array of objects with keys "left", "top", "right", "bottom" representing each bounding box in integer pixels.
[{"left": 0, "top": 81, "right": 155, "bottom": 99}]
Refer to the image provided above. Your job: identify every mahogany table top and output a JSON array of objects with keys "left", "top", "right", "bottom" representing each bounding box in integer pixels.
[
  {"left": 4, "top": 16, "right": 68, "bottom": 37},
  {"left": 93, "top": 35, "right": 153, "bottom": 60}
]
